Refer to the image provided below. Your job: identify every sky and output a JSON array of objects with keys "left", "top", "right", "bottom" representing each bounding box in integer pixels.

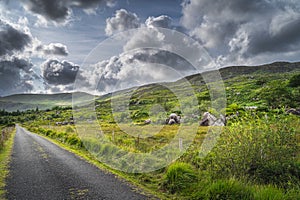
[{"left": 0, "top": 0, "right": 300, "bottom": 96}]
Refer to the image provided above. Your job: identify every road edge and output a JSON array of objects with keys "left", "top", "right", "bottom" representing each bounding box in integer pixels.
[{"left": 0, "top": 127, "right": 16, "bottom": 200}]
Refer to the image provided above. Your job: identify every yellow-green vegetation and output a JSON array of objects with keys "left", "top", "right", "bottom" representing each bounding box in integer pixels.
[{"left": 0, "top": 126, "right": 15, "bottom": 199}]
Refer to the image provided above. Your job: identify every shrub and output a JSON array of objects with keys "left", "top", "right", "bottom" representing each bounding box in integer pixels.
[
  {"left": 253, "top": 186, "right": 284, "bottom": 200},
  {"left": 285, "top": 189, "right": 300, "bottom": 200},
  {"left": 207, "top": 179, "right": 253, "bottom": 200},
  {"left": 289, "top": 73, "right": 300, "bottom": 87},
  {"left": 56, "top": 132, "right": 66, "bottom": 139},
  {"left": 66, "top": 134, "right": 81, "bottom": 147},
  {"left": 254, "top": 161, "right": 300, "bottom": 188},
  {"left": 256, "top": 78, "right": 267, "bottom": 86},
  {"left": 163, "top": 162, "right": 197, "bottom": 193},
  {"left": 201, "top": 115, "right": 299, "bottom": 186},
  {"left": 47, "top": 130, "right": 56, "bottom": 137}
]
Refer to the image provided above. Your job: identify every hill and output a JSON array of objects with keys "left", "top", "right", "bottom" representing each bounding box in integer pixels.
[
  {"left": 1, "top": 61, "right": 299, "bottom": 112},
  {"left": 0, "top": 92, "right": 93, "bottom": 112},
  {"left": 186, "top": 61, "right": 300, "bottom": 83}
]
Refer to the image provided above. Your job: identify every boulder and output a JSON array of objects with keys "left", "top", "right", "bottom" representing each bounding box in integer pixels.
[
  {"left": 199, "top": 112, "right": 226, "bottom": 126},
  {"left": 165, "top": 113, "right": 181, "bottom": 125},
  {"left": 168, "top": 118, "right": 176, "bottom": 125},
  {"left": 287, "top": 108, "right": 300, "bottom": 116},
  {"left": 144, "top": 119, "right": 152, "bottom": 125}
]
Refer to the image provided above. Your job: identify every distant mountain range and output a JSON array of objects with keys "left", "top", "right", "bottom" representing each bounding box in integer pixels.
[
  {"left": 0, "top": 92, "right": 94, "bottom": 112},
  {"left": 1, "top": 61, "right": 299, "bottom": 112}
]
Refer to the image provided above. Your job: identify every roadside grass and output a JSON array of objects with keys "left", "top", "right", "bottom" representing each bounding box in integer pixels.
[{"left": 0, "top": 127, "right": 15, "bottom": 199}]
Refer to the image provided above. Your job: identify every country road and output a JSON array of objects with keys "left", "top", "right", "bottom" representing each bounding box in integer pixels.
[{"left": 5, "top": 125, "right": 149, "bottom": 200}]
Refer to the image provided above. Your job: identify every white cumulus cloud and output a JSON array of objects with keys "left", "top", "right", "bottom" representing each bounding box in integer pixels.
[{"left": 105, "top": 9, "right": 140, "bottom": 36}]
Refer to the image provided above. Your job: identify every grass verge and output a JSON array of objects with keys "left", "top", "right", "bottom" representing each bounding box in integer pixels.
[{"left": 0, "top": 127, "right": 15, "bottom": 199}]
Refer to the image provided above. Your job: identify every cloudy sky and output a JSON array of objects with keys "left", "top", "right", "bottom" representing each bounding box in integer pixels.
[{"left": 0, "top": 0, "right": 300, "bottom": 96}]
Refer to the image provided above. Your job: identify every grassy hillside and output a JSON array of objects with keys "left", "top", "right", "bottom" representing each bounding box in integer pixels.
[
  {"left": 1, "top": 61, "right": 300, "bottom": 199},
  {"left": 93, "top": 61, "right": 300, "bottom": 124},
  {"left": 0, "top": 61, "right": 299, "bottom": 113},
  {"left": 0, "top": 93, "right": 72, "bottom": 112}
]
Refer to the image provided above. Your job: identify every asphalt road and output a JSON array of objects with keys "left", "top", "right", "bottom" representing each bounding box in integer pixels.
[{"left": 5, "top": 125, "right": 149, "bottom": 200}]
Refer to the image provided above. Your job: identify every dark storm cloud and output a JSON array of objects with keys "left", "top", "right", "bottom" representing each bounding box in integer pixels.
[
  {"left": 0, "top": 57, "right": 34, "bottom": 96},
  {"left": 42, "top": 59, "right": 79, "bottom": 85},
  {"left": 0, "top": 19, "right": 31, "bottom": 57},
  {"left": 126, "top": 49, "right": 194, "bottom": 73},
  {"left": 181, "top": 0, "right": 300, "bottom": 64},
  {"left": 24, "top": 0, "right": 68, "bottom": 22},
  {"left": 181, "top": 0, "right": 269, "bottom": 49},
  {"left": 0, "top": 57, "right": 32, "bottom": 72},
  {"left": 35, "top": 43, "right": 69, "bottom": 56},
  {"left": 22, "top": 0, "right": 115, "bottom": 23},
  {"left": 181, "top": 0, "right": 267, "bottom": 29},
  {"left": 249, "top": 17, "right": 300, "bottom": 55},
  {"left": 70, "top": 0, "right": 116, "bottom": 8}
]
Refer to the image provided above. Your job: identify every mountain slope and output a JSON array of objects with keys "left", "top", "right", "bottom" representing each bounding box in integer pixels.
[
  {"left": 0, "top": 92, "right": 94, "bottom": 112},
  {"left": 1, "top": 61, "right": 299, "bottom": 112}
]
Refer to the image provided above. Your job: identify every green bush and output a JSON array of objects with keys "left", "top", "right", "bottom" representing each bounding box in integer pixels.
[
  {"left": 289, "top": 73, "right": 300, "bottom": 87},
  {"left": 66, "top": 134, "right": 81, "bottom": 147},
  {"left": 256, "top": 78, "right": 267, "bottom": 86},
  {"left": 201, "top": 115, "right": 299, "bottom": 186},
  {"left": 47, "top": 130, "right": 56, "bottom": 137},
  {"left": 253, "top": 186, "right": 285, "bottom": 200},
  {"left": 163, "top": 162, "right": 197, "bottom": 193},
  {"left": 254, "top": 161, "right": 300, "bottom": 188},
  {"left": 207, "top": 179, "right": 253, "bottom": 200},
  {"left": 56, "top": 132, "right": 67, "bottom": 140},
  {"left": 285, "top": 189, "right": 300, "bottom": 200}
]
